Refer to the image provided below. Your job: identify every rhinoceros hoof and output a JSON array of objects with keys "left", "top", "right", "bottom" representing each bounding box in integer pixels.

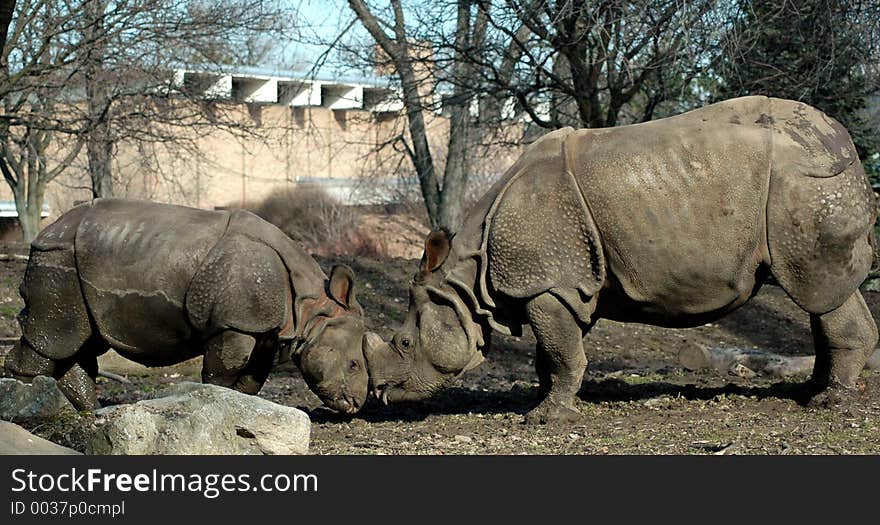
[
  {"left": 805, "top": 385, "right": 859, "bottom": 410},
  {"left": 523, "top": 399, "right": 583, "bottom": 425}
]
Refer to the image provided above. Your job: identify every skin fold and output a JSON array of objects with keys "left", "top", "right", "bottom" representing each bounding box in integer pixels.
[
  {"left": 365, "top": 96, "right": 879, "bottom": 424},
  {"left": 4, "top": 198, "right": 371, "bottom": 414}
]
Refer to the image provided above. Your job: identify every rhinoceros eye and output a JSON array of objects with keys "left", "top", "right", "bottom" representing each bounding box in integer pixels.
[{"left": 400, "top": 336, "right": 411, "bottom": 348}]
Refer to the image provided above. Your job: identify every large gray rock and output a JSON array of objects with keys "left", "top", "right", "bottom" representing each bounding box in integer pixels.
[
  {"left": 0, "top": 376, "right": 76, "bottom": 422},
  {"left": 86, "top": 382, "right": 310, "bottom": 455},
  {"left": 0, "top": 421, "right": 80, "bottom": 455}
]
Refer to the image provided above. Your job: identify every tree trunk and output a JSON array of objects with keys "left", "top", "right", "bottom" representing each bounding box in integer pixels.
[
  {"left": 17, "top": 202, "right": 40, "bottom": 242},
  {"left": 550, "top": 54, "right": 581, "bottom": 128},
  {"left": 13, "top": 187, "right": 41, "bottom": 243},
  {"left": 435, "top": 0, "right": 487, "bottom": 231},
  {"left": 0, "top": 0, "right": 15, "bottom": 51},
  {"left": 84, "top": 0, "right": 113, "bottom": 198},
  {"left": 398, "top": 72, "right": 440, "bottom": 227},
  {"left": 87, "top": 134, "right": 113, "bottom": 198},
  {"left": 438, "top": 101, "right": 469, "bottom": 229},
  {"left": 678, "top": 346, "right": 823, "bottom": 379}
]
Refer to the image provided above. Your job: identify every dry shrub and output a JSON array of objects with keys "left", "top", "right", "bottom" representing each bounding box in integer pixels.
[{"left": 249, "top": 185, "right": 386, "bottom": 257}]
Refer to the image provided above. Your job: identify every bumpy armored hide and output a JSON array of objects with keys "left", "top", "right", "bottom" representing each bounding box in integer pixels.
[
  {"left": 29, "top": 202, "right": 90, "bottom": 251},
  {"left": 186, "top": 234, "right": 290, "bottom": 334},
  {"left": 770, "top": 98, "right": 859, "bottom": 179},
  {"left": 482, "top": 128, "right": 605, "bottom": 326},
  {"left": 74, "top": 200, "right": 229, "bottom": 356},
  {"left": 219, "top": 210, "right": 328, "bottom": 338},
  {"left": 567, "top": 96, "right": 772, "bottom": 319}
]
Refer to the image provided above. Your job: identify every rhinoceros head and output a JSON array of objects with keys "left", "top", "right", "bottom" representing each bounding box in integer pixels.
[
  {"left": 365, "top": 230, "right": 485, "bottom": 404},
  {"left": 294, "top": 264, "right": 371, "bottom": 414}
]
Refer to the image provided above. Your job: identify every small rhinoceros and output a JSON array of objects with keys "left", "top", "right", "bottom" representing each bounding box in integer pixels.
[
  {"left": 4, "top": 198, "right": 370, "bottom": 413},
  {"left": 364, "top": 96, "right": 879, "bottom": 423}
]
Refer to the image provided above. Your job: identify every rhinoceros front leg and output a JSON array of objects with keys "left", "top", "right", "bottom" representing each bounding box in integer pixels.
[
  {"left": 524, "top": 293, "right": 589, "bottom": 425},
  {"left": 201, "top": 330, "right": 273, "bottom": 395},
  {"left": 808, "top": 291, "right": 878, "bottom": 408},
  {"left": 56, "top": 357, "right": 99, "bottom": 411},
  {"left": 233, "top": 337, "right": 278, "bottom": 395}
]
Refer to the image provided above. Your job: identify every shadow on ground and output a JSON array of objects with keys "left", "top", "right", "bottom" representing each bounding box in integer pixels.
[
  {"left": 577, "top": 377, "right": 811, "bottom": 405},
  {"left": 308, "top": 377, "right": 814, "bottom": 424}
]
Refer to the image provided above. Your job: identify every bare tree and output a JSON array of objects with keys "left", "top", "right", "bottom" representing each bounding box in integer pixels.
[
  {"left": 348, "top": 0, "right": 493, "bottom": 230},
  {"left": 0, "top": 1, "right": 85, "bottom": 241},
  {"left": 82, "top": 0, "right": 112, "bottom": 198},
  {"left": 0, "top": 0, "right": 296, "bottom": 240},
  {"left": 344, "top": 1, "right": 725, "bottom": 229},
  {"left": 468, "top": 0, "right": 725, "bottom": 129},
  {"left": 72, "top": 0, "right": 297, "bottom": 198}
]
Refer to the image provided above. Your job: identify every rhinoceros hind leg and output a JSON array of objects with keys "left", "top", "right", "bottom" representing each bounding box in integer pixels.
[
  {"left": 19, "top": 248, "right": 94, "bottom": 361},
  {"left": 4, "top": 339, "right": 56, "bottom": 379},
  {"left": 201, "top": 330, "right": 257, "bottom": 390},
  {"left": 5, "top": 338, "right": 101, "bottom": 410},
  {"left": 807, "top": 291, "right": 878, "bottom": 408},
  {"left": 524, "top": 292, "right": 589, "bottom": 425}
]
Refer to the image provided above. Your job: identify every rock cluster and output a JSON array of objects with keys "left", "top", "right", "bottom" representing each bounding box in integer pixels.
[{"left": 86, "top": 382, "right": 310, "bottom": 455}]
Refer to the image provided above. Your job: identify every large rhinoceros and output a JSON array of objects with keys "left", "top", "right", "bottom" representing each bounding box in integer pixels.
[
  {"left": 364, "top": 96, "right": 879, "bottom": 424},
  {"left": 4, "top": 198, "right": 370, "bottom": 413}
]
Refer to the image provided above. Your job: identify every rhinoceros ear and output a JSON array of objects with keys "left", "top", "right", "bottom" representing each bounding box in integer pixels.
[
  {"left": 329, "top": 264, "right": 357, "bottom": 310},
  {"left": 421, "top": 228, "right": 452, "bottom": 274}
]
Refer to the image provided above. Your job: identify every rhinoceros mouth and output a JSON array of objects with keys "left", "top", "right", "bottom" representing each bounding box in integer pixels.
[
  {"left": 371, "top": 384, "right": 390, "bottom": 405},
  {"left": 320, "top": 394, "right": 362, "bottom": 414}
]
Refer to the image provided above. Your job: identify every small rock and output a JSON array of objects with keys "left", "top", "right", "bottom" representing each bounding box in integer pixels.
[
  {"left": 678, "top": 347, "right": 712, "bottom": 371},
  {"left": 643, "top": 397, "right": 671, "bottom": 409},
  {"left": 0, "top": 421, "right": 80, "bottom": 455},
  {"left": 728, "top": 363, "right": 757, "bottom": 378},
  {"left": 453, "top": 435, "right": 472, "bottom": 443},
  {"left": 0, "top": 377, "right": 75, "bottom": 422},
  {"left": 86, "top": 382, "right": 310, "bottom": 455}
]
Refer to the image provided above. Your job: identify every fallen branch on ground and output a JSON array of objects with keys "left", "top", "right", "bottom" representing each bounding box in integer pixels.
[
  {"left": 680, "top": 346, "right": 880, "bottom": 378},
  {"left": 97, "top": 371, "right": 132, "bottom": 384}
]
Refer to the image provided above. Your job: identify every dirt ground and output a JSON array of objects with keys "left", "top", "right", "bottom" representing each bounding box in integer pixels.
[{"left": 1, "top": 243, "right": 879, "bottom": 455}]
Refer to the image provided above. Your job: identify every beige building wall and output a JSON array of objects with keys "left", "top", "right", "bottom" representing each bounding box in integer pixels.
[{"left": 0, "top": 100, "right": 524, "bottom": 224}]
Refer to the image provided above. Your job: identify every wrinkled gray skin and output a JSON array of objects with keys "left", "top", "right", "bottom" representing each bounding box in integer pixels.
[
  {"left": 4, "top": 198, "right": 371, "bottom": 414},
  {"left": 366, "top": 96, "right": 880, "bottom": 424}
]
